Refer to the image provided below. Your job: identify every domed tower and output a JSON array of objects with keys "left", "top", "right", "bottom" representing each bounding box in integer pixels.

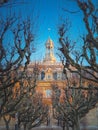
[{"left": 43, "top": 37, "right": 56, "bottom": 63}]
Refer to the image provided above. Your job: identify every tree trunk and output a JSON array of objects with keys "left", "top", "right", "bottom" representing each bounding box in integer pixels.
[
  {"left": 46, "top": 118, "right": 48, "bottom": 126},
  {"left": 18, "top": 124, "right": 21, "bottom": 130},
  {"left": 74, "top": 115, "right": 80, "bottom": 130},
  {"left": 62, "top": 126, "right": 65, "bottom": 130},
  {"left": 72, "top": 125, "right": 75, "bottom": 130},
  {"left": 66, "top": 123, "right": 69, "bottom": 130},
  {"left": 5, "top": 122, "right": 9, "bottom": 130},
  {"left": 3, "top": 115, "right": 11, "bottom": 130},
  {"left": 24, "top": 124, "right": 26, "bottom": 130},
  {"left": 62, "top": 121, "right": 65, "bottom": 130},
  {"left": 57, "top": 119, "right": 60, "bottom": 126}
]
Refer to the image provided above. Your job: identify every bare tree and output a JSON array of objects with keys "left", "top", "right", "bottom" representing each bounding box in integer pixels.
[
  {"left": 14, "top": 92, "right": 49, "bottom": 130},
  {"left": 3, "top": 115, "right": 11, "bottom": 130},
  {"left": 0, "top": 0, "right": 28, "bottom": 7},
  {"left": 58, "top": 0, "right": 98, "bottom": 88},
  {"left": 57, "top": 2, "right": 98, "bottom": 129},
  {"left": 1, "top": 63, "right": 39, "bottom": 130},
  {"left": 52, "top": 84, "right": 98, "bottom": 130},
  {"left": 0, "top": 0, "right": 8, "bottom": 5},
  {"left": 0, "top": 14, "right": 35, "bottom": 118}
]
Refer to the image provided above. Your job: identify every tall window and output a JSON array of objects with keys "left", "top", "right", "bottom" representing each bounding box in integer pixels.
[
  {"left": 41, "top": 71, "right": 45, "bottom": 80},
  {"left": 57, "top": 73, "right": 61, "bottom": 79},
  {"left": 53, "top": 72, "right": 57, "bottom": 80},
  {"left": 46, "top": 89, "right": 52, "bottom": 98},
  {"left": 62, "top": 72, "right": 66, "bottom": 80}
]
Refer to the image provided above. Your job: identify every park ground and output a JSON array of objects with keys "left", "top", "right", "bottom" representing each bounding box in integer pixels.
[{"left": 0, "top": 125, "right": 98, "bottom": 130}]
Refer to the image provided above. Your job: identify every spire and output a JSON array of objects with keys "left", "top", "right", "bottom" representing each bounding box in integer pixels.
[
  {"left": 46, "top": 37, "right": 54, "bottom": 49},
  {"left": 43, "top": 37, "right": 56, "bottom": 63}
]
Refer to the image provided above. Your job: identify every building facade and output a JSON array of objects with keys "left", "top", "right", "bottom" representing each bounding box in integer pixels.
[
  {"left": 28, "top": 37, "right": 67, "bottom": 104},
  {"left": 28, "top": 37, "right": 98, "bottom": 127}
]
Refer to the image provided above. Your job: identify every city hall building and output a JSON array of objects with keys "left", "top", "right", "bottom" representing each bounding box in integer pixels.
[
  {"left": 27, "top": 37, "right": 98, "bottom": 126},
  {"left": 28, "top": 37, "right": 67, "bottom": 104}
]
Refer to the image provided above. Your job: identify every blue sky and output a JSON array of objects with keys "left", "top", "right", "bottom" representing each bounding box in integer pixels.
[{"left": 0, "top": 0, "right": 97, "bottom": 62}]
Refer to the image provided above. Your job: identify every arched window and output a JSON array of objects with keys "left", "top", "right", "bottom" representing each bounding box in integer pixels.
[
  {"left": 41, "top": 71, "right": 45, "bottom": 80},
  {"left": 53, "top": 72, "right": 57, "bottom": 80}
]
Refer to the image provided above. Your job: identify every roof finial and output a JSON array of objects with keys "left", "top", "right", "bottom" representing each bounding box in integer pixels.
[{"left": 48, "top": 28, "right": 51, "bottom": 38}]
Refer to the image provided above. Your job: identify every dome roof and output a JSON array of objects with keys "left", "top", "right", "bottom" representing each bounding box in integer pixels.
[{"left": 45, "top": 37, "right": 54, "bottom": 49}]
